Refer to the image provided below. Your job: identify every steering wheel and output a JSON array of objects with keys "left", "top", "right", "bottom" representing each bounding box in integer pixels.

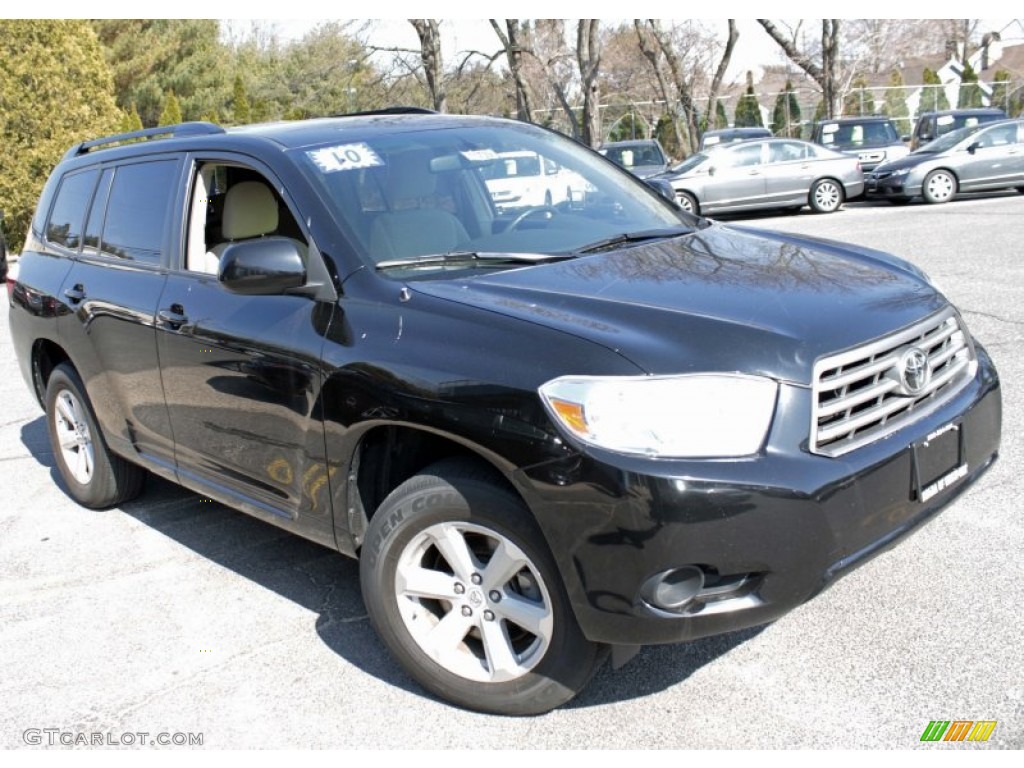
[{"left": 506, "top": 205, "right": 559, "bottom": 232}]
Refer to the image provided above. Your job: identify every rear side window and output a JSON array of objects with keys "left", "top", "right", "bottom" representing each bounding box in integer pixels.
[
  {"left": 46, "top": 169, "right": 100, "bottom": 250},
  {"left": 99, "top": 160, "right": 178, "bottom": 263}
]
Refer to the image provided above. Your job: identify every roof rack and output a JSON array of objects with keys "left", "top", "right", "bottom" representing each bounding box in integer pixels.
[
  {"left": 66, "top": 121, "right": 226, "bottom": 159},
  {"left": 330, "top": 106, "right": 438, "bottom": 118}
]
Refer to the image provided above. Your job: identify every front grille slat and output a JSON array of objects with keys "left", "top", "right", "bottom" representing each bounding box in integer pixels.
[{"left": 810, "top": 309, "right": 976, "bottom": 456}]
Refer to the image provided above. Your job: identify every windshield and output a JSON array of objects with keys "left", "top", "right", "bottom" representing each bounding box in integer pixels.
[
  {"left": 602, "top": 143, "right": 665, "bottom": 168},
  {"left": 295, "top": 120, "right": 693, "bottom": 271},
  {"left": 915, "top": 123, "right": 984, "bottom": 154},
  {"left": 818, "top": 121, "right": 899, "bottom": 149},
  {"left": 669, "top": 153, "right": 709, "bottom": 174}
]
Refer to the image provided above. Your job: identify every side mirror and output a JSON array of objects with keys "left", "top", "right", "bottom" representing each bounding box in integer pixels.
[
  {"left": 967, "top": 141, "right": 981, "bottom": 154},
  {"left": 707, "top": 165, "right": 717, "bottom": 176},
  {"left": 644, "top": 178, "right": 677, "bottom": 204},
  {"left": 219, "top": 237, "right": 306, "bottom": 295},
  {"left": 900, "top": 134, "right": 911, "bottom": 143}
]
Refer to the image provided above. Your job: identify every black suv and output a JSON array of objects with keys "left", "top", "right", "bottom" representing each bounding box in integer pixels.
[{"left": 9, "top": 112, "right": 1001, "bottom": 715}]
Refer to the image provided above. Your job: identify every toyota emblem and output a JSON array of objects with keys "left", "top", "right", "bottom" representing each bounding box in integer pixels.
[{"left": 899, "top": 347, "right": 931, "bottom": 395}]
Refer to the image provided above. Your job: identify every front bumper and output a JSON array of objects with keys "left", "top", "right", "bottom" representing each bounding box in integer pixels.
[
  {"left": 865, "top": 172, "right": 922, "bottom": 199},
  {"left": 515, "top": 346, "right": 1001, "bottom": 646}
]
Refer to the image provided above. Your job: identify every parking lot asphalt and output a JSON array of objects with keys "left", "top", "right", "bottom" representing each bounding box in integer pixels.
[{"left": 2, "top": 192, "right": 1021, "bottom": 749}]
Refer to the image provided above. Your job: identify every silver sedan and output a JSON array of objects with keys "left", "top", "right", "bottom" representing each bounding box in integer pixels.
[
  {"left": 661, "top": 139, "right": 864, "bottom": 216},
  {"left": 866, "top": 118, "right": 1024, "bottom": 204}
]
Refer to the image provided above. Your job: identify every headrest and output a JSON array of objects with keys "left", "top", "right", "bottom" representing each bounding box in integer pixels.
[
  {"left": 222, "top": 181, "right": 279, "bottom": 240},
  {"left": 386, "top": 152, "right": 436, "bottom": 203}
]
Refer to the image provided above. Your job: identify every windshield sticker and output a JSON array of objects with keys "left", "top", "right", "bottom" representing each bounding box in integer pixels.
[
  {"left": 307, "top": 143, "right": 383, "bottom": 173},
  {"left": 822, "top": 123, "right": 839, "bottom": 134},
  {"left": 704, "top": 136, "right": 721, "bottom": 146},
  {"left": 460, "top": 148, "right": 499, "bottom": 162},
  {"left": 937, "top": 115, "right": 955, "bottom": 126}
]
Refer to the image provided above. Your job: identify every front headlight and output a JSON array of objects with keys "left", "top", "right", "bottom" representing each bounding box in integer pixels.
[
  {"left": 539, "top": 374, "right": 778, "bottom": 458},
  {"left": 891, "top": 167, "right": 912, "bottom": 177}
]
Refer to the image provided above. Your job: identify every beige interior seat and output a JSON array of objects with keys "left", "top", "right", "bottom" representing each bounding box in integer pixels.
[{"left": 199, "top": 181, "right": 279, "bottom": 275}]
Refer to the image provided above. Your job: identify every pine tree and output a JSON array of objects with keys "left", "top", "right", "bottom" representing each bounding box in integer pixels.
[
  {"left": 714, "top": 101, "right": 728, "bottom": 130},
  {"left": 771, "top": 80, "right": 801, "bottom": 137},
  {"left": 158, "top": 90, "right": 182, "bottom": 126},
  {"left": 232, "top": 75, "right": 251, "bottom": 124},
  {"left": 990, "top": 70, "right": 1011, "bottom": 113},
  {"left": 958, "top": 62, "right": 983, "bottom": 108},
  {"left": 0, "top": 20, "right": 120, "bottom": 251},
  {"left": 734, "top": 71, "right": 764, "bottom": 128},
  {"left": 118, "top": 103, "right": 143, "bottom": 134},
  {"left": 843, "top": 77, "right": 875, "bottom": 116},
  {"left": 922, "top": 68, "right": 950, "bottom": 111},
  {"left": 882, "top": 70, "right": 910, "bottom": 136},
  {"left": 654, "top": 113, "right": 680, "bottom": 159}
]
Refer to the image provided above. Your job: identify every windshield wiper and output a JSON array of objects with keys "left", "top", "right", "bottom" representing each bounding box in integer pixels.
[
  {"left": 573, "top": 226, "right": 696, "bottom": 255},
  {"left": 375, "top": 251, "right": 575, "bottom": 270}
]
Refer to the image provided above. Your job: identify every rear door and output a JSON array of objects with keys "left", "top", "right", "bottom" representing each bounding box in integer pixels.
[
  {"left": 763, "top": 141, "right": 814, "bottom": 206},
  {"left": 53, "top": 158, "right": 181, "bottom": 476},
  {"left": 956, "top": 122, "right": 1024, "bottom": 190}
]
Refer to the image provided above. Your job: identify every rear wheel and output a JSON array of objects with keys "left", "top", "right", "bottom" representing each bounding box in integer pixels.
[
  {"left": 809, "top": 178, "right": 844, "bottom": 213},
  {"left": 360, "top": 460, "right": 605, "bottom": 715},
  {"left": 922, "top": 169, "right": 957, "bottom": 204},
  {"left": 45, "top": 363, "right": 144, "bottom": 508}
]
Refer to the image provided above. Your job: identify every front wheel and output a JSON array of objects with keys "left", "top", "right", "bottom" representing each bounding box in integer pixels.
[
  {"left": 676, "top": 190, "right": 699, "bottom": 214},
  {"left": 360, "top": 460, "right": 605, "bottom": 715},
  {"left": 922, "top": 169, "right": 957, "bottom": 204},
  {"left": 45, "top": 363, "right": 144, "bottom": 508},
  {"left": 809, "top": 178, "right": 844, "bottom": 213}
]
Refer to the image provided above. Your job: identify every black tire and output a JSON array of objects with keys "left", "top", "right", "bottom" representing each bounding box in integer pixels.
[
  {"left": 808, "top": 178, "right": 844, "bottom": 213},
  {"left": 360, "top": 459, "right": 605, "bottom": 715},
  {"left": 543, "top": 190, "right": 553, "bottom": 206},
  {"left": 676, "top": 190, "right": 699, "bottom": 215},
  {"left": 45, "top": 363, "right": 144, "bottom": 509},
  {"left": 922, "top": 169, "right": 957, "bottom": 204},
  {"left": 1015, "top": 186, "right": 1024, "bottom": 195}
]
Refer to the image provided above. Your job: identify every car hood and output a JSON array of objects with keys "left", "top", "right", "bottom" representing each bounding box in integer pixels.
[
  {"left": 874, "top": 151, "right": 939, "bottom": 173},
  {"left": 626, "top": 164, "right": 668, "bottom": 179},
  {"left": 411, "top": 223, "right": 945, "bottom": 385}
]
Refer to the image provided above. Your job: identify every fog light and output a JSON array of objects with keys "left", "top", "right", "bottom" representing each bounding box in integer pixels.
[{"left": 640, "top": 566, "right": 705, "bottom": 612}]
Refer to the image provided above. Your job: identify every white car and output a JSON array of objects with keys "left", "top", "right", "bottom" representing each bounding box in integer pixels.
[{"left": 482, "top": 151, "right": 587, "bottom": 211}]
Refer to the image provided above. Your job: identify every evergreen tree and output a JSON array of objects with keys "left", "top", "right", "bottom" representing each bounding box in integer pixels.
[
  {"left": 118, "top": 103, "right": 143, "bottom": 134},
  {"left": 734, "top": 71, "right": 764, "bottom": 128},
  {"left": 232, "top": 74, "right": 251, "bottom": 124},
  {"left": 158, "top": 90, "right": 182, "bottom": 126},
  {"left": 0, "top": 20, "right": 120, "bottom": 251},
  {"left": 843, "top": 77, "right": 875, "bottom": 116},
  {"left": 714, "top": 100, "right": 728, "bottom": 129},
  {"left": 990, "top": 71, "right": 1011, "bottom": 113},
  {"left": 922, "top": 68, "right": 950, "bottom": 111},
  {"left": 654, "top": 113, "right": 680, "bottom": 159},
  {"left": 958, "top": 62, "right": 983, "bottom": 108},
  {"left": 882, "top": 69, "right": 910, "bottom": 136},
  {"left": 771, "top": 80, "right": 801, "bottom": 137}
]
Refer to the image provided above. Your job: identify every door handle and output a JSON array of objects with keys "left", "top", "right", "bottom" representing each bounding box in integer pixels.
[
  {"left": 157, "top": 304, "right": 188, "bottom": 330},
  {"left": 63, "top": 285, "right": 86, "bottom": 304}
]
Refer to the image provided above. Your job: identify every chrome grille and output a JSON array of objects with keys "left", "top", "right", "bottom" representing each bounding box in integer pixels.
[{"left": 810, "top": 308, "right": 976, "bottom": 456}]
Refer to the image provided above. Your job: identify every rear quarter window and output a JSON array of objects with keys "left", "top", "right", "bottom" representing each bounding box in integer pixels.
[{"left": 45, "top": 169, "right": 100, "bottom": 251}]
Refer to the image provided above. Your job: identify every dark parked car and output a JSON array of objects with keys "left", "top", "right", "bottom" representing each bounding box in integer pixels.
[
  {"left": 910, "top": 107, "right": 1007, "bottom": 150},
  {"left": 699, "top": 126, "right": 772, "bottom": 151},
  {"left": 811, "top": 116, "right": 909, "bottom": 172},
  {"left": 598, "top": 139, "right": 670, "bottom": 178},
  {"left": 9, "top": 112, "right": 1001, "bottom": 715},
  {"left": 867, "top": 118, "right": 1024, "bottom": 204},
  {"left": 661, "top": 138, "right": 863, "bottom": 215}
]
